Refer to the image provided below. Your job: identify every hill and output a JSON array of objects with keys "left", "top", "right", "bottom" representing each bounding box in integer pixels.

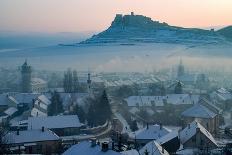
[
  {"left": 217, "top": 26, "right": 232, "bottom": 40},
  {"left": 80, "top": 12, "right": 225, "bottom": 45}
]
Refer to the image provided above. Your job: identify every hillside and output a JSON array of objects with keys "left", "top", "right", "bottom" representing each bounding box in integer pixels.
[
  {"left": 80, "top": 12, "right": 225, "bottom": 45},
  {"left": 217, "top": 26, "right": 232, "bottom": 40}
]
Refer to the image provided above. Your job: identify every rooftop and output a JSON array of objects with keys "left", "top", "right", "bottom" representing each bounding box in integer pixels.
[
  {"left": 130, "top": 124, "right": 171, "bottom": 140},
  {"left": 4, "top": 129, "right": 59, "bottom": 144},
  {"left": 28, "top": 115, "right": 82, "bottom": 130},
  {"left": 181, "top": 104, "right": 217, "bottom": 119}
]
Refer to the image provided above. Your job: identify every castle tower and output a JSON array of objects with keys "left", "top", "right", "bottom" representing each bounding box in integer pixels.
[
  {"left": 87, "top": 72, "right": 92, "bottom": 94},
  {"left": 21, "top": 60, "right": 32, "bottom": 93},
  {"left": 177, "top": 59, "right": 185, "bottom": 78}
]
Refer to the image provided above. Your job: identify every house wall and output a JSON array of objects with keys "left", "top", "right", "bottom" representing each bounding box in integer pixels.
[
  {"left": 183, "top": 130, "right": 217, "bottom": 149},
  {"left": 25, "top": 140, "right": 61, "bottom": 154}
]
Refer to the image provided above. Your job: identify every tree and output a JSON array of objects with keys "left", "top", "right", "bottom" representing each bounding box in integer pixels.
[
  {"left": 87, "top": 90, "right": 112, "bottom": 126},
  {"left": 97, "top": 90, "right": 112, "bottom": 125},
  {"left": 73, "top": 70, "right": 79, "bottom": 93},
  {"left": 0, "top": 124, "right": 9, "bottom": 154},
  {"left": 48, "top": 92, "right": 64, "bottom": 116},
  {"left": 174, "top": 81, "right": 183, "bottom": 94},
  {"left": 63, "top": 69, "right": 80, "bottom": 93},
  {"left": 72, "top": 104, "right": 86, "bottom": 123},
  {"left": 130, "top": 120, "right": 138, "bottom": 132}
]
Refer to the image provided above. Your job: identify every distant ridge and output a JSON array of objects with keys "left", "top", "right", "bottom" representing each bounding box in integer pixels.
[
  {"left": 217, "top": 26, "right": 232, "bottom": 40},
  {"left": 79, "top": 12, "right": 229, "bottom": 45}
]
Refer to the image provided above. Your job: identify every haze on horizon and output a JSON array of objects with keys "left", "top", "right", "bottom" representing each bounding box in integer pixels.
[{"left": 0, "top": 0, "right": 232, "bottom": 33}]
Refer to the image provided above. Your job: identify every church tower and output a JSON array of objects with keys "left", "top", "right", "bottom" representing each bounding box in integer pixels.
[
  {"left": 87, "top": 72, "right": 92, "bottom": 94},
  {"left": 177, "top": 59, "right": 185, "bottom": 78},
  {"left": 21, "top": 60, "right": 32, "bottom": 93}
]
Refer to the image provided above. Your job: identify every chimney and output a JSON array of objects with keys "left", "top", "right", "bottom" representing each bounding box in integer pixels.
[
  {"left": 42, "top": 126, "right": 44, "bottom": 132},
  {"left": 160, "top": 123, "right": 163, "bottom": 130},
  {"left": 196, "top": 127, "right": 200, "bottom": 133},
  {"left": 188, "top": 124, "right": 190, "bottom": 129},
  {"left": 17, "top": 128, "right": 19, "bottom": 135},
  {"left": 101, "top": 142, "right": 109, "bottom": 152},
  {"left": 146, "top": 123, "right": 149, "bottom": 130},
  {"left": 144, "top": 149, "right": 149, "bottom": 155},
  {"left": 90, "top": 138, "right": 97, "bottom": 147},
  {"left": 162, "top": 146, "right": 164, "bottom": 153}
]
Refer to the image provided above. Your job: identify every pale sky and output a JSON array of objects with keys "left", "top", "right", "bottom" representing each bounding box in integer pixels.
[{"left": 0, "top": 0, "right": 232, "bottom": 32}]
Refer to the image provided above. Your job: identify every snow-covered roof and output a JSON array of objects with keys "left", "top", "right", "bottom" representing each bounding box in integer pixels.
[
  {"left": 156, "top": 130, "right": 178, "bottom": 145},
  {"left": 37, "top": 95, "right": 51, "bottom": 105},
  {"left": 4, "top": 129, "right": 59, "bottom": 144},
  {"left": 28, "top": 115, "right": 82, "bottom": 130},
  {"left": 121, "top": 149, "right": 139, "bottom": 155},
  {"left": 179, "top": 121, "right": 217, "bottom": 146},
  {"left": 0, "top": 94, "right": 18, "bottom": 106},
  {"left": 0, "top": 94, "right": 8, "bottom": 106},
  {"left": 125, "top": 94, "right": 199, "bottom": 107},
  {"left": 13, "top": 93, "right": 40, "bottom": 104},
  {"left": 130, "top": 124, "right": 171, "bottom": 140},
  {"left": 181, "top": 104, "right": 217, "bottom": 119},
  {"left": 4, "top": 107, "right": 18, "bottom": 116},
  {"left": 139, "top": 141, "right": 169, "bottom": 155},
  {"left": 217, "top": 87, "right": 230, "bottom": 94},
  {"left": 177, "top": 74, "right": 196, "bottom": 83},
  {"left": 63, "top": 141, "right": 122, "bottom": 155},
  {"left": 31, "top": 78, "right": 47, "bottom": 85},
  {"left": 211, "top": 87, "right": 232, "bottom": 101}
]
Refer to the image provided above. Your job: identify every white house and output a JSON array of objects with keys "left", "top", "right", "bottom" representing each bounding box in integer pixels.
[
  {"left": 31, "top": 95, "right": 51, "bottom": 117},
  {"left": 179, "top": 121, "right": 218, "bottom": 149}
]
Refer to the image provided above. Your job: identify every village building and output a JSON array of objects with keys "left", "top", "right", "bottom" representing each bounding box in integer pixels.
[
  {"left": 125, "top": 94, "right": 199, "bottom": 109},
  {"left": 4, "top": 128, "right": 60, "bottom": 154},
  {"left": 156, "top": 131, "right": 180, "bottom": 154},
  {"left": 0, "top": 93, "right": 18, "bottom": 112},
  {"left": 181, "top": 103, "right": 219, "bottom": 134},
  {"left": 139, "top": 141, "right": 170, "bottom": 155},
  {"left": 27, "top": 115, "right": 83, "bottom": 136},
  {"left": 31, "top": 78, "right": 48, "bottom": 93},
  {"left": 179, "top": 121, "right": 218, "bottom": 149},
  {"left": 31, "top": 95, "right": 51, "bottom": 117},
  {"left": 130, "top": 124, "right": 171, "bottom": 146},
  {"left": 63, "top": 140, "right": 139, "bottom": 155}
]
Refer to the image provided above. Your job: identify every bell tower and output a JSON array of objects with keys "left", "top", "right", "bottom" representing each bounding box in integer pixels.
[{"left": 21, "top": 60, "right": 32, "bottom": 93}]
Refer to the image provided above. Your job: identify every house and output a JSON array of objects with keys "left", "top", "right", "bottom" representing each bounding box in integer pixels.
[
  {"left": 63, "top": 140, "right": 124, "bottom": 155},
  {"left": 211, "top": 87, "right": 232, "bottom": 102},
  {"left": 4, "top": 128, "right": 60, "bottom": 154},
  {"left": 181, "top": 103, "right": 219, "bottom": 134},
  {"left": 130, "top": 124, "right": 171, "bottom": 146},
  {"left": 0, "top": 94, "right": 18, "bottom": 112},
  {"left": 156, "top": 131, "right": 180, "bottom": 154},
  {"left": 179, "top": 121, "right": 218, "bottom": 149},
  {"left": 139, "top": 141, "right": 169, "bottom": 155},
  {"left": 31, "top": 78, "right": 47, "bottom": 93},
  {"left": 31, "top": 95, "right": 51, "bottom": 117},
  {"left": 27, "top": 115, "right": 83, "bottom": 136},
  {"left": 12, "top": 93, "right": 41, "bottom": 109},
  {"left": 125, "top": 94, "right": 199, "bottom": 108}
]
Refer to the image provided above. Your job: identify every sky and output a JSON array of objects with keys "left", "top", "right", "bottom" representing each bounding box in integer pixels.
[{"left": 0, "top": 0, "right": 232, "bottom": 33}]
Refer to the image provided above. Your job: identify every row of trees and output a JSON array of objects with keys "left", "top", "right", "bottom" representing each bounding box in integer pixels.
[{"left": 63, "top": 69, "right": 79, "bottom": 93}]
